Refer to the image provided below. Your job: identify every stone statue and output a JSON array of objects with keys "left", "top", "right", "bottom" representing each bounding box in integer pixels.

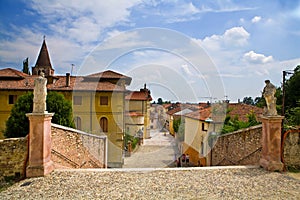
[
  {"left": 33, "top": 72, "right": 47, "bottom": 113},
  {"left": 262, "top": 80, "right": 277, "bottom": 116}
]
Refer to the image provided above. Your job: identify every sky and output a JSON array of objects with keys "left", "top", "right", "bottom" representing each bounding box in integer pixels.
[{"left": 0, "top": 0, "right": 300, "bottom": 103}]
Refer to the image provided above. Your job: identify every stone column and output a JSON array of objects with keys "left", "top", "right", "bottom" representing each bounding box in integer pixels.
[
  {"left": 26, "top": 74, "right": 54, "bottom": 177},
  {"left": 26, "top": 113, "right": 54, "bottom": 177},
  {"left": 259, "top": 115, "right": 284, "bottom": 172}
]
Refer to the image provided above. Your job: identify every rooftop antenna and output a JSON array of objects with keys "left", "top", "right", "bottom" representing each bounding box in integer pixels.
[{"left": 71, "top": 64, "right": 74, "bottom": 76}]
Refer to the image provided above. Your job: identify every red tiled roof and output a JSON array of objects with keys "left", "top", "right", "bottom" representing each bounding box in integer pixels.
[
  {"left": 85, "top": 70, "right": 132, "bottom": 85},
  {"left": 185, "top": 107, "right": 211, "bottom": 121},
  {"left": 0, "top": 68, "right": 29, "bottom": 79},
  {"left": 87, "top": 70, "right": 128, "bottom": 79},
  {"left": 184, "top": 103, "right": 263, "bottom": 122},
  {"left": 162, "top": 104, "right": 172, "bottom": 109},
  {"left": 50, "top": 76, "right": 126, "bottom": 91},
  {"left": 0, "top": 68, "right": 128, "bottom": 92},
  {"left": 167, "top": 104, "right": 190, "bottom": 115},
  {"left": 125, "top": 91, "right": 152, "bottom": 101},
  {"left": 227, "top": 103, "right": 263, "bottom": 122},
  {"left": 125, "top": 111, "right": 144, "bottom": 117}
]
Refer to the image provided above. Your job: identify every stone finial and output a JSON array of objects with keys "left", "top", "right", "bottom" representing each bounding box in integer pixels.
[
  {"left": 262, "top": 80, "right": 278, "bottom": 116},
  {"left": 33, "top": 75, "right": 47, "bottom": 113}
]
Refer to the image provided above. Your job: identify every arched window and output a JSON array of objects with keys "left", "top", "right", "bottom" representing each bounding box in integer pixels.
[
  {"left": 74, "top": 117, "right": 81, "bottom": 130},
  {"left": 100, "top": 117, "right": 108, "bottom": 132}
]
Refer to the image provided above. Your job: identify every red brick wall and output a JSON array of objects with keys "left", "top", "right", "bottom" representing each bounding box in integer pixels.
[{"left": 51, "top": 124, "right": 107, "bottom": 169}]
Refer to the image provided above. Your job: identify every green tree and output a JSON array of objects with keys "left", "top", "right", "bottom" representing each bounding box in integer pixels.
[
  {"left": 221, "top": 111, "right": 260, "bottom": 134},
  {"left": 5, "top": 92, "right": 33, "bottom": 138},
  {"left": 254, "top": 96, "right": 265, "bottom": 108},
  {"left": 285, "top": 65, "right": 300, "bottom": 110},
  {"left": 157, "top": 98, "right": 163, "bottom": 105},
  {"left": 242, "top": 96, "right": 254, "bottom": 105},
  {"left": 286, "top": 100, "right": 300, "bottom": 126},
  {"left": 173, "top": 118, "right": 185, "bottom": 141},
  {"left": 5, "top": 92, "right": 75, "bottom": 138},
  {"left": 46, "top": 92, "right": 75, "bottom": 127},
  {"left": 173, "top": 118, "right": 181, "bottom": 133},
  {"left": 22, "top": 57, "right": 30, "bottom": 75}
]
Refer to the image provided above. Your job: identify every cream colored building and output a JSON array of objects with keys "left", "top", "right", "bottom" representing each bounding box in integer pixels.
[
  {"left": 182, "top": 107, "right": 211, "bottom": 166},
  {"left": 125, "top": 85, "right": 152, "bottom": 139}
]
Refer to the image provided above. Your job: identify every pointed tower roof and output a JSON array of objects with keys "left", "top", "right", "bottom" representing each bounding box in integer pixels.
[{"left": 35, "top": 37, "right": 52, "bottom": 68}]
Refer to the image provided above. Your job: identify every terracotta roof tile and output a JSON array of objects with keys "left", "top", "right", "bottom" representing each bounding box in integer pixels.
[
  {"left": 0, "top": 68, "right": 128, "bottom": 92},
  {"left": 227, "top": 103, "right": 263, "bottom": 122},
  {"left": 185, "top": 107, "right": 211, "bottom": 121},
  {"left": 184, "top": 103, "right": 263, "bottom": 122},
  {"left": 48, "top": 76, "right": 125, "bottom": 92},
  {"left": 162, "top": 104, "right": 172, "bottom": 109},
  {"left": 166, "top": 104, "right": 195, "bottom": 115},
  {"left": 87, "top": 70, "right": 128, "bottom": 79},
  {"left": 85, "top": 70, "right": 132, "bottom": 85},
  {"left": 0, "top": 68, "right": 29, "bottom": 79},
  {"left": 125, "top": 91, "right": 152, "bottom": 101},
  {"left": 125, "top": 111, "right": 144, "bottom": 117}
]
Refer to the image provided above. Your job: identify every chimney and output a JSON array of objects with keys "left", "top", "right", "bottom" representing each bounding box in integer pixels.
[{"left": 66, "top": 73, "right": 70, "bottom": 87}]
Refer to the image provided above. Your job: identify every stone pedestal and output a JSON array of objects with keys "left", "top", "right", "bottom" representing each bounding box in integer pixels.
[
  {"left": 259, "top": 115, "right": 284, "bottom": 172},
  {"left": 26, "top": 113, "right": 54, "bottom": 177}
]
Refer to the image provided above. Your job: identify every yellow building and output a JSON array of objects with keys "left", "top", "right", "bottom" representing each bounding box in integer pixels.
[
  {"left": 0, "top": 38, "right": 132, "bottom": 168},
  {"left": 125, "top": 85, "right": 152, "bottom": 139},
  {"left": 182, "top": 107, "right": 212, "bottom": 166}
]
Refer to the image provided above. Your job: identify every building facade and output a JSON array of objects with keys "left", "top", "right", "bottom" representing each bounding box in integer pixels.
[
  {"left": 0, "top": 39, "right": 133, "bottom": 168},
  {"left": 125, "top": 85, "right": 152, "bottom": 139}
]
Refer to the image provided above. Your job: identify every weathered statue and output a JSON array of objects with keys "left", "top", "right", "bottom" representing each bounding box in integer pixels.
[
  {"left": 33, "top": 72, "right": 47, "bottom": 113},
  {"left": 262, "top": 80, "right": 277, "bottom": 116}
]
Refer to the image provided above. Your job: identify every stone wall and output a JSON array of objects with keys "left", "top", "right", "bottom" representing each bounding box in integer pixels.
[
  {"left": 0, "top": 137, "right": 28, "bottom": 179},
  {"left": 283, "top": 132, "right": 300, "bottom": 169},
  {"left": 51, "top": 124, "right": 107, "bottom": 169},
  {"left": 212, "top": 125, "right": 262, "bottom": 166},
  {"left": 0, "top": 124, "right": 107, "bottom": 180}
]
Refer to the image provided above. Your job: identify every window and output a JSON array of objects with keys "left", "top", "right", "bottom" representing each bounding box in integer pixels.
[
  {"left": 74, "top": 117, "right": 81, "bottom": 130},
  {"left": 201, "top": 123, "right": 206, "bottom": 131},
  {"left": 73, "top": 96, "right": 82, "bottom": 105},
  {"left": 100, "top": 117, "right": 108, "bottom": 132},
  {"left": 9, "top": 95, "right": 17, "bottom": 104},
  {"left": 100, "top": 96, "right": 108, "bottom": 105}
]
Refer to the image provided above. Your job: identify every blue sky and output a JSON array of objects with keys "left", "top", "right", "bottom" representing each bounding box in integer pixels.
[{"left": 0, "top": 0, "right": 300, "bottom": 102}]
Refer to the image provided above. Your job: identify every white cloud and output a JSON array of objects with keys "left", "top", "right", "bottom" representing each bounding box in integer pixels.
[
  {"left": 28, "top": 0, "right": 141, "bottom": 44},
  {"left": 201, "top": 26, "right": 250, "bottom": 50},
  {"left": 223, "top": 27, "right": 250, "bottom": 46},
  {"left": 251, "top": 16, "right": 262, "bottom": 23},
  {"left": 0, "top": 1, "right": 142, "bottom": 72},
  {"left": 243, "top": 51, "right": 274, "bottom": 64}
]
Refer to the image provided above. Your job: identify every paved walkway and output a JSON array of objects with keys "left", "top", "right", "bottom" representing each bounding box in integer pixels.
[
  {"left": 1, "top": 166, "right": 300, "bottom": 199},
  {"left": 123, "top": 129, "right": 179, "bottom": 168}
]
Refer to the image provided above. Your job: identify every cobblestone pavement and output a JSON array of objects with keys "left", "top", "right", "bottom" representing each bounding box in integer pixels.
[
  {"left": 123, "top": 129, "right": 179, "bottom": 168},
  {"left": 1, "top": 167, "right": 300, "bottom": 199}
]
